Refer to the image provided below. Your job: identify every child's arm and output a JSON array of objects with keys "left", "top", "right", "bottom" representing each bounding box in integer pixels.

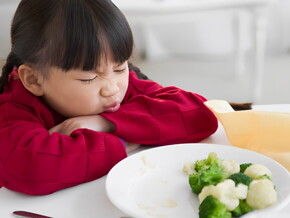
[
  {"left": 101, "top": 71, "right": 218, "bottom": 146},
  {"left": 49, "top": 115, "right": 140, "bottom": 153},
  {"left": 48, "top": 115, "right": 115, "bottom": 135},
  {"left": 48, "top": 115, "right": 140, "bottom": 153},
  {"left": 0, "top": 104, "right": 127, "bottom": 195}
]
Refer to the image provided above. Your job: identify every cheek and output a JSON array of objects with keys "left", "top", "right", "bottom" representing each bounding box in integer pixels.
[
  {"left": 43, "top": 82, "right": 100, "bottom": 116},
  {"left": 49, "top": 92, "right": 100, "bottom": 117},
  {"left": 119, "top": 76, "right": 129, "bottom": 99},
  {"left": 59, "top": 87, "right": 101, "bottom": 114}
]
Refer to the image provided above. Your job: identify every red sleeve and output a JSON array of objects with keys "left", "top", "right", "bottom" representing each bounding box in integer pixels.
[
  {"left": 0, "top": 104, "right": 127, "bottom": 195},
  {"left": 101, "top": 71, "right": 218, "bottom": 145}
]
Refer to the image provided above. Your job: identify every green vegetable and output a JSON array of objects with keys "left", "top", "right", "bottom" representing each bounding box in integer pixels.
[
  {"left": 195, "top": 152, "right": 221, "bottom": 172},
  {"left": 199, "top": 195, "right": 232, "bottom": 218},
  {"left": 189, "top": 163, "right": 229, "bottom": 194},
  {"left": 229, "top": 173, "right": 253, "bottom": 186},
  {"left": 258, "top": 174, "right": 271, "bottom": 180},
  {"left": 239, "top": 163, "right": 252, "bottom": 173},
  {"left": 231, "top": 199, "right": 253, "bottom": 217},
  {"left": 189, "top": 173, "right": 202, "bottom": 194}
]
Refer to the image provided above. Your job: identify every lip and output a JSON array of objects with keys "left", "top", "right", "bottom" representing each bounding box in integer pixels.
[{"left": 104, "top": 101, "right": 121, "bottom": 113}]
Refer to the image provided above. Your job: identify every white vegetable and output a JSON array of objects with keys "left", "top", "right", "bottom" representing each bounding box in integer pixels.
[
  {"left": 222, "top": 160, "right": 240, "bottom": 175},
  {"left": 244, "top": 164, "right": 272, "bottom": 179},
  {"left": 247, "top": 179, "right": 277, "bottom": 209},
  {"left": 198, "top": 179, "right": 248, "bottom": 211},
  {"left": 182, "top": 162, "right": 196, "bottom": 175}
]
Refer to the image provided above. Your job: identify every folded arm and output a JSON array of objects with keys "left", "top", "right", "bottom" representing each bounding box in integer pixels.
[
  {"left": 0, "top": 105, "right": 127, "bottom": 195},
  {"left": 101, "top": 72, "right": 218, "bottom": 146}
]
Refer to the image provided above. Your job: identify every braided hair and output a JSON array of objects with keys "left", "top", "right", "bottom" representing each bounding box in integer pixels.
[{"left": 0, "top": 52, "right": 22, "bottom": 93}]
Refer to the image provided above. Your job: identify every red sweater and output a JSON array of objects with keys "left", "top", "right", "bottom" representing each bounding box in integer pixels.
[{"left": 0, "top": 71, "right": 217, "bottom": 195}]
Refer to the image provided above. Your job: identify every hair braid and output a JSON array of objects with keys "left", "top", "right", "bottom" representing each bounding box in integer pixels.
[{"left": 0, "top": 52, "right": 21, "bottom": 93}]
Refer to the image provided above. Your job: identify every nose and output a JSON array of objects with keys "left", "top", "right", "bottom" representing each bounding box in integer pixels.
[{"left": 100, "top": 79, "right": 119, "bottom": 97}]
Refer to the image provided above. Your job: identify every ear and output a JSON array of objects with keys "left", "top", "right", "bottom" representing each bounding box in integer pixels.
[{"left": 18, "top": 64, "right": 44, "bottom": 96}]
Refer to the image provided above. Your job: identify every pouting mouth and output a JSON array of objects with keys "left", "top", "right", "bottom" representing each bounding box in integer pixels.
[{"left": 104, "top": 101, "right": 121, "bottom": 113}]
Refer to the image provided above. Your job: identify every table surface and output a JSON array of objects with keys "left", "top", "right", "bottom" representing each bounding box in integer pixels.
[{"left": 1, "top": 104, "right": 290, "bottom": 218}]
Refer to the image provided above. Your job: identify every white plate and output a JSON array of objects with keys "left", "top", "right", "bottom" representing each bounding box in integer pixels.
[{"left": 106, "top": 143, "right": 290, "bottom": 218}]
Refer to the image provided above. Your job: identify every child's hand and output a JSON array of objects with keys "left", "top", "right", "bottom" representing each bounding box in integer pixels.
[
  {"left": 125, "top": 142, "right": 140, "bottom": 153},
  {"left": 49, "top": 115, "right": 115, "bottom": 135}
]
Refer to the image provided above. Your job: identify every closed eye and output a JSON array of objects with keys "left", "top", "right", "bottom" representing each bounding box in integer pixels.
[
  {"left": 80, "top": 75, "right": 98, "bottom": 83},
  {"left": 114, "top": 67, "right": 127, "bottom": 73}
]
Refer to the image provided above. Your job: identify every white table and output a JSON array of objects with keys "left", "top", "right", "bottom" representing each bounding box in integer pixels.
[
  {"left": 1, "top": 104, "right": 289, "bottom": 218},
  {"left": 113, "top": 0, "right": 270, "bottom": 102}
]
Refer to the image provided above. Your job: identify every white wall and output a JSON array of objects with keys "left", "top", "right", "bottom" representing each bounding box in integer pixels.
[
  {"left": 0, "top": 0, "right": 19, "bottom": 59},
  {"left": 129, "top": 10, "right": 247, "bottom": 59},
  {"left": 266, "top": 0, "right": 290, "bottom": 53},
  {"left": 122, "top": 0, "right": 290, "bottom": 59},
  {"left": 1, "top": 0, "right": 290, "bottom": 60}
]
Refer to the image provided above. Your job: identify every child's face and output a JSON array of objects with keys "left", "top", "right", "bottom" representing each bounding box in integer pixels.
[{"left": 40, "top": 57, "right": 129, "bottom": 117}]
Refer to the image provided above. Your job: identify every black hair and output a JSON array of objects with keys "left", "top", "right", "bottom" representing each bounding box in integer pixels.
[{"left": 0, "top": 0, "right": 134, "bottom": 93}]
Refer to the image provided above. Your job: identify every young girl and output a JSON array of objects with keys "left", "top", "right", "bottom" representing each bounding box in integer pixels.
[{"left": 0, "top": 0, "right": 218, "bottom": 195}]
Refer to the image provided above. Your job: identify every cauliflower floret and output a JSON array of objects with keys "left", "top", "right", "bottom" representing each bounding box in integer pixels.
[
  {"left": 247, "top": 179, "right": 277, "bottom": 209},
  {"left": 222, "top": 160, "right": 240, "bottom": 175},
  {"left": 183, "top": 162, "right": 196, "bottom": 175},
  {"left": 244, "top": 164, "right": 272, "bottom": 179},
  {"left": 198, "top": 184, "right": 215, "bottom": 202},
  {"left": 198, "top": 179, "right": 248, "bottom": 211}
]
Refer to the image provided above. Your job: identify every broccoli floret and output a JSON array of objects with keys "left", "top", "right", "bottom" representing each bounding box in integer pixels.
[
  {"left": 189, "top": 173, "right": 202, "bottom": 194},
  {"left": 189, "top": 163, "right": 229, "bottom": 194},
  {"left": 239, "top": 163, "right": 252, "bottom": 173},
  {"left": 200, "top": 164, "right": 229, "bottom": 184},
  {"left": 199, "top": 195, "right": 232, "bottom": 218},
  {"left": 231, "top": 199, "right": 253, "bottom": 217},
  {"left": 195, "top": 152, "right": 221, "bottom": 172},
  {"left": 229, "top": 173, "right": 253, "bottom": 186}
]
